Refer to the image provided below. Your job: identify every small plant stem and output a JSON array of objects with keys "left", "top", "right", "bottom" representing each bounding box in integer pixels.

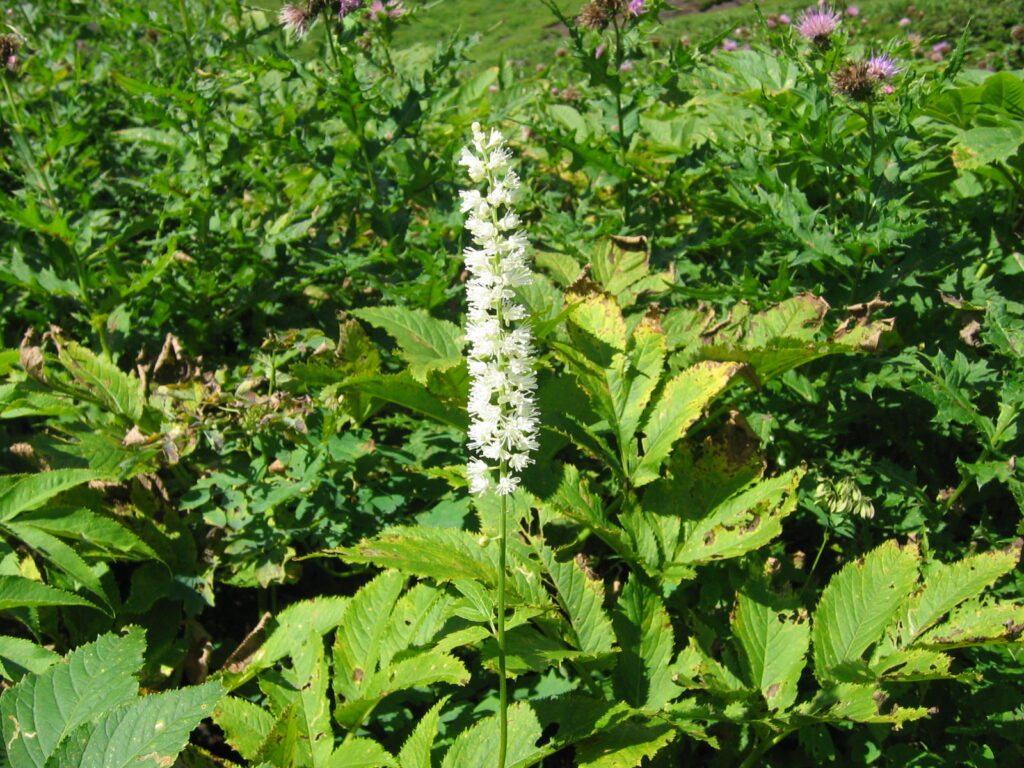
[
  {"left": 2, "top": 75, "right": 23, "bottom": 131},
  {"left": 497, "top": 486, "right": 509, "bottom": 768},
  {"left": 176, "top": 0, "right": 212, "bottom": 248},
  {"left": 801, "top": 529, "right": 829, "bottom": 598},
  {"left": 738, "top": 726, "right": 796, "bottom": 768}
]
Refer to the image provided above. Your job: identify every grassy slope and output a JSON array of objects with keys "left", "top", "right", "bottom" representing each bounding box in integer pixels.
[{"left": 249, "top": 0, "right": 1022, "bottom": 66}]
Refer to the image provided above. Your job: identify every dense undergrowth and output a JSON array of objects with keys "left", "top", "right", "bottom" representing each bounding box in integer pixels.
[{"left": 1, "top": 0, "right": 1023, "bottom": 766}]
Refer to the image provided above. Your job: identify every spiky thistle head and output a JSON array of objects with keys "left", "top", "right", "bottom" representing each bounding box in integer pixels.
[
  {"left": 0, "top": 33, "right": 20, "bottom": 73},
  {"left": 831, "top": 60, "right": 876, "bottom": 101}
]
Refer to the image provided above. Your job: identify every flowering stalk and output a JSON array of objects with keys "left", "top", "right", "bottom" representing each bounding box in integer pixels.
[{"left": 458, "top": 123, "right": 539, "bottom": 768}]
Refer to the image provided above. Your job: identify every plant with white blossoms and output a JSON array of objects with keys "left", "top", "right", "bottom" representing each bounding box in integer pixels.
[{"left": 458, "top": 123, "right": 540, "bottom": 497}]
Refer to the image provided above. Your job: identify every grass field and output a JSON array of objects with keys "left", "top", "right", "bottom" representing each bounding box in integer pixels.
[{"left": 251, "top": 0, "right": 1024, "bottom": 68}]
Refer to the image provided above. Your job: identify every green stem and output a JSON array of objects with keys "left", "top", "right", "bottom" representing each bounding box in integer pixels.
[
  {"left": 2, "top": 74, "right": 23, "bottom": 131},
  {"left": 497, "top": 488, "right": 508, "bottom": 768},
  {"left": 738, "top": 726, "right": 796, "bottom": 768},
  {"left": 801, "top": 529, "right": 829, "bottom": 598},
  {"left": 176, "top": 0, "right": 212, "bottom": 248}
]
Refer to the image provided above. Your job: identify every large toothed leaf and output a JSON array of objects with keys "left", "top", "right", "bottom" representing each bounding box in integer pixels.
[
  {"left": 917, "top": 600, "right": 1024, "bottom": 649},
  {"left": 397, "top": 696, "right": 448, "bottom": 768},
  {"left": 535, "top": 543, "right": 615, "bottom": 656},
  {"left": 219, "top": 596, "right": 350, "bottom": 690},
  {"left": 341, "top": 371, "right": 467, "bottom": 429},
  {"left": 57, "top": 340, "right": 144, "bottom": 422},
  {"left": 0, "top": 636, "right": 60, "bottom": 681},
  {"left": 898, "top": 541, "right": 1021, "bottom": 645},
  {"left": 214, "top": 697, "right": 276, "bottom": 762},
  {"left": 545, "top": 464, "right": 632, "bottom": 558},
  {"left": 351, "top": 307, "right": 463, "bottom": 384},
  {"left": 327, "top": 738, "right": 397, "bottom": 768},
  {"left": 612, "top": 577, "right": 677, "bottom": 710},
  {"left": 732, "top": 588, "right": 810, "bottom": 711},
  {"left": 633, "top": 361, "right": 747, "bottom": 487},
  {"left": 333, "top": 571, "right": 407, "bottom": 702},
  {"left": 0, "top": 628, "right": 144, "bottom": 767},
  {"left": 0, "top": 469, "right": 100, "bottom": 523},
  {"left": 378, "top": 583, "right": 454, "bottom": 669},
  {"left": 812, "top": 541, "right": 920, "bottom": 682},
  {"left": 576, "top": 722, "right": 676, "bottom": 768},
  {"left": 819, "top": 682, "right": 931, "bottom": 725},
  {"left": 43, "top": 680, "right": 223, "bottom": 768},
  {"left": 566, "top": 286, "right": 629, "bottom": 355},
  {"left": 612, "top": 315, "right": 668, "bottom": 461},
  {"left": 333, "top": 527, "right": 497, "bottom": 585},
  {"left": 871, "top": 648, "right": 954, "bottom": 682},
  {"left": 440, "top": 702, "right": 544, "bottom": 768},
  {"left": 0, "top": 575, "right": 98, "bottom": 612},
  {"left": 362, "top": 651, "right": 468, "bottom": 701},
  {"left": 330, "top": 527, "right": 545, "bottom": 606},
  {"left": 4, "top": 523, "right": 111, "bottom": 610},
  {"left": 286, "top": 630, "right": 333, "bottom": 767},
  {"left": 18, "top": 507, "right": 160, "bottom": 561},
  {"left": 673, "top": 469, "right": 802, "bottom": 566}
]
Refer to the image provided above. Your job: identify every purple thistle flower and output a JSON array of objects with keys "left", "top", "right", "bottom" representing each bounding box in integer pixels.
[
  {"left": 866, "top": 54, "right": 901, "bottom": 80},
  {"left": 627, "top": 0, "right": 647, "bottom": 16},
  {"left": 367, "top": 0, "right": 406, "bottom": 20},
  {"left": 278, "top": 3, "right": 313, "bottom": 37},
  {"left": 796, "top": 4, "right": 841, "bottom": 42},
  {"left": 338, "top": 0, "right": 364, "bottom": 18}
]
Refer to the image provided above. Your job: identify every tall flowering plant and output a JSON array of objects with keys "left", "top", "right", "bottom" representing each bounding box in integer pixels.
[
  {"left": 459, "top": 123, "right": 540, "bottom": 497},
  {"left": 458, "top": 123, "right": 538, "bottom": 768}
]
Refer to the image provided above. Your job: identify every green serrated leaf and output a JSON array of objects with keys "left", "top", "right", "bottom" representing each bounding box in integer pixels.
[
  {"left": 440, "top": 702, "right": 544, "bottom": 768},
  {"left": 732, "top": 587, "right": 809, "bottom": 711},
  {"left": 0, "top": 636, "right": 60, "bottom": 680},
  {"left": 43, "top": 680, "right": 223, "bottom": 768},
  {"left": 57, "top": 341, "right": 144, "bottom": 422},
  {"left": 813, "top": 541, "right": 919, "bottom": 682},
  {"left": 3, "top": 523, "right": 112, "bottom": 610},
  {"left": 0, "top": 575, "right": 98, "bottom": 612},
  {"left": 342, "top": 372, "right": 467, "bottom": 429},
  {"left": 219, "top": 596, "right": 349, "bottom": 691},
  {"left": 0, "top": 628, "right": 145, "bottom": 767},
  {"left": 633, "top": 361, "right": 746, "bottom": 487},
  {"left": 673, "top": 469, "right": 803, "bottom": 566},
  {"left": 397, "top": 696, "right": 448, "bottom": 768},
  {"left": 363, "top": 651, "right": 468, "bottom": 700},
  {"left": 214, "top": 697, "right": 276, "bottom": 762},
  {"left": 898, "top": 541, "right": 1021, "bottom": 646},
  {"left": 0, "top": 470, "right": 101, "bottom": 523},
  {"left": 818, "top": 682, "right": 931, "bottom": 725},
  {"left": 327, "top": 738, "right": 398, "bottom": 768},
  {"left": 917, "top": 601, "right": 1024, "bottom": 649},
  {"left": 612, "top": 577, "right": 677, "bottom": 710},
  {"left": 576, "top": 722, "right": 675, "bottom": 768},
  {"left": 535, "top": 543, "right": 615, "bottom": 656},
  {"left": 329, "top": 527, "right": 497, "bottom": 587},
  {"left": 351, "top": 307, "right": 463, "bottom": 384},
  {"left": 333, "top": 571, "right": 407, "bottom": 703},
  {"left": 15, "top": 507, "right": 159, "bottom": 562}
]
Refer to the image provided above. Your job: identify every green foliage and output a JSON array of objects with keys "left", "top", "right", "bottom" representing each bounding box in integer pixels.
[
  {"left": 0, "top": 627, "right": 222, "bottom": 767},
  {"left": 1, "top": 1, "right": 1023, "bottom": 766}
]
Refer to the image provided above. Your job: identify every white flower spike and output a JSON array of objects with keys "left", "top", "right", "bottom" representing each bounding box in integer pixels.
[{"left": 458, "top": 123, "right": 539, "bottom": 496}]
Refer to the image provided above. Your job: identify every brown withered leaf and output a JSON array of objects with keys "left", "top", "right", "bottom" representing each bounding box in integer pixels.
[
  {"left": 19, "top": 329, "right": 47, "bottom": 383},
  {"left": 221, "top": 612, "right": 273, "bottom": 675}
]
